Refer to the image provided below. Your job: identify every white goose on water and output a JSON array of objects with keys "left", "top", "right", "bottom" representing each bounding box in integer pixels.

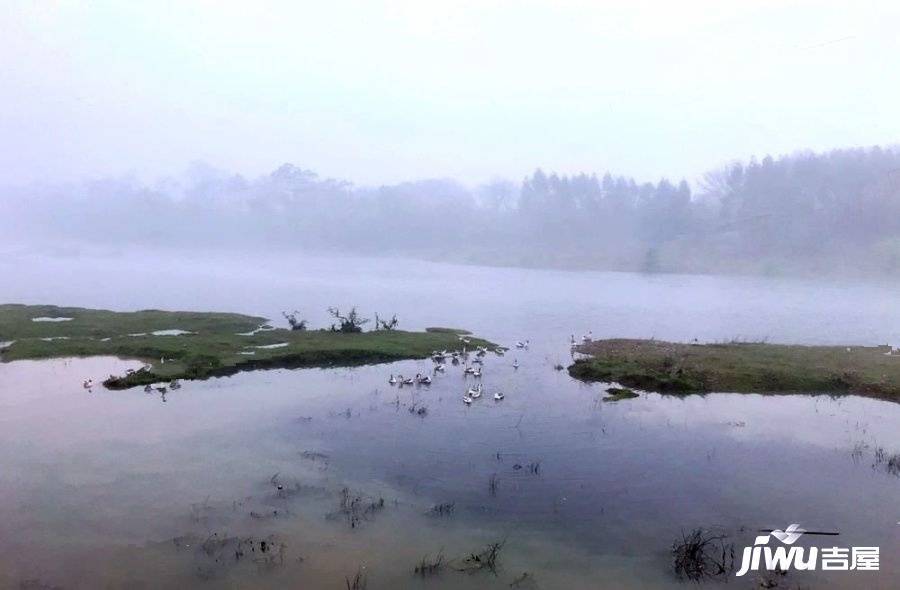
[
  {"left": 417, "top": 374, "right": 432, "bottom": 385},
  {"left": 493, "top": 391, "right": 505, "bottom": 401},
  {"left": 400, "top": 375, "right": 415, "bottom": 385},
  {"left": 515, "top": 340, "right": 529, "bottom": 349},
  {"left": 463, "top": 395, "right": 474, "bottom": 405},
  {"left": 433, "top": 364, "right": 445, "bottom": 373},
  {"left": 582, "top": 331, "right": 593, "bottom": 343},
  {"left": 82, "top": 379, "right": 93, "bottom": 389},
  {"left": 464, "top": 366, "right": 475, "bottom": 375},
  {"left": 388, "top": 374, "right": 397, "bottom": 385},
  {"left": 513, "top": 358, "right": 519, "bottom": 369},
  {"left": 472, "top": 367, "right": 482, "bottom": 378},
  {"left": 467, "top": 384, "right": 482, "bottom": 398}
]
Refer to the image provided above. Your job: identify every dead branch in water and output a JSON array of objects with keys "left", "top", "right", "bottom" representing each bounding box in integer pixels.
[
  {"left": 488, "top": 473, "right": 498, "bottom": 496},
  {"left": 426, "top": 502, "right": 455, "bottom": 517},
  {"left": 873, "top": 446, "right": 900, "bottom": 476},
  {"left": 327, "top": 487, "right": 386, "bottom": 529},
  {"left": 414, "top": 550, "right": 445, "bottom": 577},
  {"left": 672, "top": 528, "right": 734, "bottom": 581},
  {"left": 345, "top": 567, "right": 367, "bottom": 590},
  {"left": 451, "top": 540, "right": 506, "bottom": 575}
]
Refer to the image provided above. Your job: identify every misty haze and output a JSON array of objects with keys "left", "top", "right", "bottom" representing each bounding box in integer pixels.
[
  {"left": 2, "top": 2, "right": 900, "bottom": 590},
  {"left": 4, "top": 147, "right": 900, "bottom": 277}
]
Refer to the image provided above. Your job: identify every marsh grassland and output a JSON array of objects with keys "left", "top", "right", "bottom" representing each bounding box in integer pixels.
[
  {"left": 0, "top": 304, "right": 492, "bottom": 389},
  {"left": 570, "top": 338, "right": 900, "bottom": 400}
]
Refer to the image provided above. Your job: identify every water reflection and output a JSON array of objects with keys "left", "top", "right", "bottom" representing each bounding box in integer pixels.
[
  {"left": 3, "top": 252, "right": 900, "bottom": 588},
  {"left": 2, "top": 349, "right": 900, "bottom": 589}
]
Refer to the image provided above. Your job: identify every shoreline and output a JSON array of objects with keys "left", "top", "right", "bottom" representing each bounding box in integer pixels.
[
  {"left": 569, "top": 338, "right": 900, "bottom": 401},
  {"left": 0, "top": 304, "right": 494, "bottom": 390}
]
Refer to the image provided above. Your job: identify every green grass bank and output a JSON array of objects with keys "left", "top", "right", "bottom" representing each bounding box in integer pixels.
[
  {"left": 569, "top": 338, "right": 900, "bottom": 401},
  {"left": 0, "top": 304, "right": 493, "bottom": 389}
]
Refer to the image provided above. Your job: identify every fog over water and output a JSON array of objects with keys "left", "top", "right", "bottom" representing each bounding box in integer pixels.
[
  {"left": 3, "top": 2, "right": 900, "bottom": 277},
  {"left": 4, "top": 146, "right": 900, "bottom": 278},
  {"left": 2, "top": 252, "right": 900, "bottom": 589}
]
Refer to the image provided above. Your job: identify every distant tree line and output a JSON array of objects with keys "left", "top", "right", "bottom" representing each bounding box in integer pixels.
[{"left": 3, "top": 146, "right": 900, "bottom": 277}]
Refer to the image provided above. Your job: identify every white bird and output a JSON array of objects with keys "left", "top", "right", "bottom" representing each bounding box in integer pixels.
[
  {"left": 400, "top": 375, "right": 415, "bottom": 385},
  {"left": 513, "top": 359, "right": 519, "bottom": 369},
  {"left": 464, "top": 366, "right": 475, "bottom": 375},
  {"left": 515, "top": 341, "right": 526, "bottom": 349},
  {"left": 388, "top": 374, "right": 397, "bottom": 385},
  {"left": 463, "top": 395, "right": 474, "bottom": 405},
  {"left": 472, "top": 367, "right": 482, "bottom": 378},
  {"left": 467, "top": 385, "right": 482, "bottom": 398},
  {"left": 82, "top": 379, "right": 93, "bottom": 389},
  {"left": 582, "top": 331, "right": 593, "bottom": 343},
  {"left": 494, "top": 392, "right": 505, "bottom": 401},
  {"left": 417, "top": 374, "right": 432, "bottom": 385},
  {"left": 434, "top": 364, "right": 445, "bottom": 373}
]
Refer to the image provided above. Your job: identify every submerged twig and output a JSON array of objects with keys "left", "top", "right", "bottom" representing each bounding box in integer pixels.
[
  {"left": 450, "top": 539, "right": 506, "bottom": 575},
  {"left": 414, "top": 550, "right": 445, "bottom": 577},
  {"left": 345, "top": 567, "right": 367, "bottom": 590},
  {"left": 671, "top": 528, "right": 734, "bottom": 581}
]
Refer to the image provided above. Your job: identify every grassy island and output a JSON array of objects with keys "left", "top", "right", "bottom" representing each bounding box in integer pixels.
[
  {"left": 0, "top": 304, "right": 494, "bottom": 389},
  {"left": 569, "top": 338, "right": 900, "bottom": 401}
]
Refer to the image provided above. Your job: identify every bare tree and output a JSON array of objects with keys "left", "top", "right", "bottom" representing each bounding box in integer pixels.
[
  {"left": 282, "top": 310, "right": 307, "bottom": 331},
  {"left": 328, "top": 307, "right": 369, "bottom": 333}
]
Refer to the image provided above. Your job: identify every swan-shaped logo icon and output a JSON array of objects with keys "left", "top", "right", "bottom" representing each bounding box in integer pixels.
[{"left": 769, "top": 523, "right": 806, "bottom": 545}]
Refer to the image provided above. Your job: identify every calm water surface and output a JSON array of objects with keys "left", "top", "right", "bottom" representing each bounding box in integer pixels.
[{"left": 2, "top": 249, "right": 900, "bottom": 589}]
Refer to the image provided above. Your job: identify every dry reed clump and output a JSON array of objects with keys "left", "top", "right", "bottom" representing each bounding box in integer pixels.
[{"left": 671, "top": 528, "right": 734, "bottom": 581}]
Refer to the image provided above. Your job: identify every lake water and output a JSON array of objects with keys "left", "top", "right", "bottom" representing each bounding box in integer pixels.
[{"left": 2, "top": 249, "right": 900, "bottom": 589}]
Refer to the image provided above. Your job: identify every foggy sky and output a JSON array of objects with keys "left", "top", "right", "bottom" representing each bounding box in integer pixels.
[{"left": 2, "top": 0, "right": 899, "bottom": 187}]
